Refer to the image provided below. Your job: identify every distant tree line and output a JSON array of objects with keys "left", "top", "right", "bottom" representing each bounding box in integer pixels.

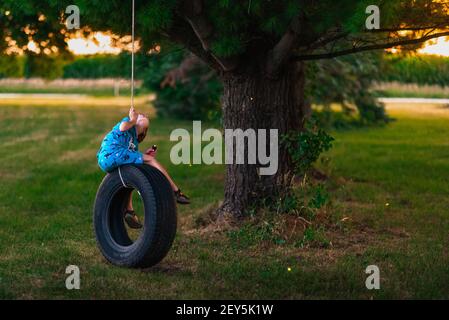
[
  {"left": 379, "top": 54, "right": 449, "bottom": 87},
  {"left": 0, "top": 53, "right": 146, "bottom": 79},
  {"left": 2, "top": 52, "right": 449, "bottom": 86}
]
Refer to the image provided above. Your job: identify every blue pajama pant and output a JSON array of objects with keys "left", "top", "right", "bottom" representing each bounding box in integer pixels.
[{"left": 97, "top": 147, "right": 143, "bottom": 173}]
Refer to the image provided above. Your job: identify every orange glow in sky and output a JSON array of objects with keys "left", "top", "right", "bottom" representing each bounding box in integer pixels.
[
  {"left": 67, "top": 32, "right": 121, "bottom": 55},
  {"left": 418, "top": 36, "right": 449, "bottom": 56}
]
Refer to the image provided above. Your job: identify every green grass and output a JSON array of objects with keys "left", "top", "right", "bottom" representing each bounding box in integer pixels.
[{"left": 1, "top": 101, "right": 449, "bottom": 299}]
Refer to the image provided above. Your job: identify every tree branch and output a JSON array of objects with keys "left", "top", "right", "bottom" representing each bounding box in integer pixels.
[
  {"left": 292, "top": 31, "right": 449, "bottom": 61},
  {"left": 266, "top": 15, "right": 302, "bottom": 75},
  {"left": 164, "top": 19, "right": 221, "bottom": 71},
  {"left": 183, "top": 0, "right": 238, "bottom": 72},
  {"left": 183, "top": 0, "right": 212, "bottom": 51},
  {"left": 306, "top": 31, "right": 349, "bottom": 51},
  {"left": 160, "top": 53, "right": 203, "bottom": 88}
]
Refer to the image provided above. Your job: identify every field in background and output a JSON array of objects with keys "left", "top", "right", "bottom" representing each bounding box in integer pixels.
[
  {"left": 374, "top": 81, "right": 449, "bottom": 99},
  {"left": 1, "top": 98, "right": 449, "bottom": 299},
  {"left": 0, "top": 78, "right": 144, "bottom": 97}
]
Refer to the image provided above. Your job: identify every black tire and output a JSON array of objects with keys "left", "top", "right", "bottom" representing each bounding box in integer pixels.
[{"left": 93, "top": 164, "right": 177, "bottom": 268}]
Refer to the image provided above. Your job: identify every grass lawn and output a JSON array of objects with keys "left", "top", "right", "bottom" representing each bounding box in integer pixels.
[{"left": 1, "top": 99, "right": 449, "bottom": 299}]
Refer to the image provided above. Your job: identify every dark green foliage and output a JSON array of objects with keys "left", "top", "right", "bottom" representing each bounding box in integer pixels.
[
  {"left": 354, "top": 90, "right": 389, "bottom": 125},
  {"left": 4, "top": 0, "right": 439, "bottom": 62},
  {"left": 1, "top": 1, "right": 71, "bottom": 54},
  {"left": 24, "top": 54, "right": 66, "bottom": 79},
  {"left": 143, "top": 50, "right": 222, "bottom": 121},
  {"left": 307, "top": 184, "right": 328, "bottom": 210},
  {"left": 276, "top": 193, "right": 299, "bottom": 214},
  {"left": 306, "top": 52, "right": 389, "bottom": 126},
  {"left": 63, "top": 55, "right": 124, "bottom": 79},
  {"left": 281, "top": 118, "right": 334, "bottom": 176},
  {"left": 63, "top": 53, "right": 148, "bottom": 79},
  {"left": 0, "top": 53, "right": 67, "bottom": 79},
  {"left": 0, "top": 55, "right": 24, "bottom": 78}
]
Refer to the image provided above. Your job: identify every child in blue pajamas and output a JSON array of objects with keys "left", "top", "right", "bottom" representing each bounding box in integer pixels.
[
  {"left": 98, "top": 106, "right": 190, "bottom": 228},
  {"left": 97, "top": 117, "right": 144, "bottom": 172}
]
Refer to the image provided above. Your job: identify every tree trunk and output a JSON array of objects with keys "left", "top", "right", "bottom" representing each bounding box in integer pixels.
[{"left": 217, "top": 62, "right": 308, "bottom": 218}]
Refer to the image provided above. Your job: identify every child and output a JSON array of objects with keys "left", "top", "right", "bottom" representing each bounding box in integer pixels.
[{"left": 97, "top": 106, "right": 190, "bottom": 229}]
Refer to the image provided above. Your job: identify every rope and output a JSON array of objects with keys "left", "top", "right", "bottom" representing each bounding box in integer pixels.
[
  {"left": 119, "top": 2, "right": 135, "bottom": 190},
  {"left": 118, "top": 166, "right": 128, "bottom": 188},
  {"left": 130, "top": 0, "right": 135, "bottom": 108}
]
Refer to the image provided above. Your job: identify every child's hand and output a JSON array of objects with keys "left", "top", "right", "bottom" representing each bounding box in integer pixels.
[
  {"left": 145, "top": 146, "right": 157, "bottom": 157},
  {"left": 129, "top": 106, "right": 138, "bottom": 123},
  {"left": 119, "top": 106, "right": 138, "bottom": 132}
]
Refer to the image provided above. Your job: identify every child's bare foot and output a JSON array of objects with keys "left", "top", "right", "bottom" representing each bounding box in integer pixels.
[
  {"left": 175, "top": 189, "right": 190, "bottom": 205},
  {"left": 124, "top": 209, "right": 143, "bottom": 229}
]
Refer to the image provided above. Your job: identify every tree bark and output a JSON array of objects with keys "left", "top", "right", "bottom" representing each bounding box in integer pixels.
[{"left": 217, "top": 62, "right": 307, "bottom": 218}]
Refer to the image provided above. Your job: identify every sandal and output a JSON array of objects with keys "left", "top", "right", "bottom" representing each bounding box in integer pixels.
[
  {"left": 175, "top": 189, "right": 190, "bottom": 205},
  {"left": 124, "top": 210, "right": 143, "bottom": 229}
]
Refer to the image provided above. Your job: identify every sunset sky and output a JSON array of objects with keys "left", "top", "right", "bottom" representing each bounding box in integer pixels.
[
  {"left": 418, "top": 36, "right": 449, "bottom": 56},
  {"left": 67, "top": 33, "right": 122, "bottom": 55}
]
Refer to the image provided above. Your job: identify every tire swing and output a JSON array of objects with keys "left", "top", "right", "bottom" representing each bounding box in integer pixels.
[
  {"left": 93, "top": 165, "right": 177, "bottom": 268},
  {"left": 93, "top": 1, "right": 176, "bottom": 268}
]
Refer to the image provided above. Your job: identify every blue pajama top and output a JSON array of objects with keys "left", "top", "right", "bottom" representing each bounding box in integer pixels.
[{"left": 97, "top": 117, "right": 144, "bottom": 173}]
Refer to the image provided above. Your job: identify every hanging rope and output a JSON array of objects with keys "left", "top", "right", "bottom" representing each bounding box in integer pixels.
[
  {"left": 117, "top": 0, "right": 136, "bottom": 189},
  {"left": 131, "top": 0, "right": 135, "bottom": 108}
]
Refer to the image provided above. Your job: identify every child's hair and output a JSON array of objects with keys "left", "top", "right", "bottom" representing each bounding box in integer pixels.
[
  {"left": 137, "top": 114, "right": 149, "bottom": 142},
  {"left": 138, "top": 113, "right": 150, "bottom": 119}
]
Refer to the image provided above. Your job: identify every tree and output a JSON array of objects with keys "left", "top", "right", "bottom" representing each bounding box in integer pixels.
[{"left": 2, "top": 0, "right": 449, "bottom": 217}]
